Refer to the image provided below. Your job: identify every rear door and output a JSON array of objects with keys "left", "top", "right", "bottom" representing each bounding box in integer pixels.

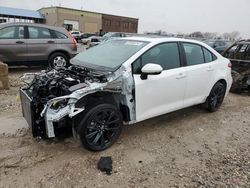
[
  {"left": 0, "top": 25, "right": 27, "bottom": 62},
  {"left": 52, "top": 30, "right": 76, "bottom": 54},
  {"left": 181, "top": 42, "right": 216, "bottom": 107},
  {"left": 27, "top": 26, "right": 56, "bottom": 62}
]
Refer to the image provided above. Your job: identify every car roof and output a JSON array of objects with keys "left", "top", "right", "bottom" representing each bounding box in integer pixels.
[
  {"left": 238, "top": 42, "right": 250, "bottom": 45},
  {"left": 0, "top": 22, "right": 68, "bottom": 34},
  {"left": 120, "top": 36, "right": 206, "bottom": 45}
]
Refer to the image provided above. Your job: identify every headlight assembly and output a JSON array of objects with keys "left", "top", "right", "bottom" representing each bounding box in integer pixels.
[{"left": 50, "top": 99, "right": 69, "bottom": 110}]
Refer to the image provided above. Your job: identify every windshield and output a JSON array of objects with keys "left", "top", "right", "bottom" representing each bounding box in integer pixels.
[{"left": 72, "top": 39, "right": 149, "bottom": 71}]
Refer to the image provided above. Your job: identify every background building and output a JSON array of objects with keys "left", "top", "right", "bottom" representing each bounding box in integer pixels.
[
  {"left": 39, "top": 7, "right": 138, "bottom": 33},
  {"left": 39, "top": 7, "right": 102, "bottom": 33},
  {"left": 102, "top": 14, "right": 138, "bottom": 33},
  {"left": 0, "top": 6, "right": 45, "bottom": 23},
  {"left": 0, "top": 6, "right": 138, "bottom": 34}
]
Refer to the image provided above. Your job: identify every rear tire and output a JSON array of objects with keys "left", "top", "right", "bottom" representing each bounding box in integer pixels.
[
  {"left": 48, "top": 52, "right": 69, "bottom": 69},
  {"left": 77, "top": 103, "right": 123, "bottom": 151},
  {"left": 205, "top": 82, "right": 226, "bottom": 112}
]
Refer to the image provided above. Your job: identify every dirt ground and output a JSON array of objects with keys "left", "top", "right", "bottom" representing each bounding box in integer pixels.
[{"left": 0, "top": 68, "right": 249, "bottom": 188}]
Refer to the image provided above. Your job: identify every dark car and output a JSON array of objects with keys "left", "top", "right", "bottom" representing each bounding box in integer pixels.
[
  {"left": 0, "top": 22, "right": 78, "bottom": 68},
  {"left": 204, "top": 39, "right": 232, "bottom": 54},
  {"left": 79, "top": 32, "right": 96, "bottom": 40},
  {"left": 222, "top": 40, "right": 250, "bottom": 95}
]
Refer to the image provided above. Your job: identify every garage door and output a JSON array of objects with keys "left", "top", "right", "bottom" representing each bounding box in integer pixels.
[
  {"left": 64, "top": 20, "right": 79, "bottom": 31},
  {"left": 84, "top": 23, "right": 98, "bottom": 33}
]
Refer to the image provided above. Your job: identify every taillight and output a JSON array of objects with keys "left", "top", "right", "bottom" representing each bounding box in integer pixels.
[
  {"left": 69, "top": 32, "right": 77, "bottom": 48},
  {"left": 228, "top": 62, "right": 232, "bottom": 68}
]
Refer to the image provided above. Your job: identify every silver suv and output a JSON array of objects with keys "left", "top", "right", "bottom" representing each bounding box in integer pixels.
[{"left": 0, "top": 23, "right": 78, "bottom": 68}]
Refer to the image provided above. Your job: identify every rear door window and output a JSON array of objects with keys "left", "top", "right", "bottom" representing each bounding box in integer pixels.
[
  {"left": 0, "top": 26, "right": 24, "bottom": 39},
  {"left": 28, "top": 26, "right": 51, "bottom": 39},
  {"left": 183, "top": 43, "right": 204, "bottom": 66}
]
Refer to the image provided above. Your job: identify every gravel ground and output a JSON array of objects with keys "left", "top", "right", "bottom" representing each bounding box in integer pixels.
[{"left": 0, "top": 69, "right": 249, "bottom": 188}]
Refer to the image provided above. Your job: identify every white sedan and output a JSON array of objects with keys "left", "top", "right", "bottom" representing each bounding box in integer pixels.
[{"left": 20, "top": 37, "right": 232, "bottom": 151}]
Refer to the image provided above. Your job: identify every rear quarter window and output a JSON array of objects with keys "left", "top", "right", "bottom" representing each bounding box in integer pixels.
[
  {"left": 203, "top": 48, "right": 217, "bottom": 62},
  {"left": 55, "top": 31, "right": 68, "bottom": 39}
]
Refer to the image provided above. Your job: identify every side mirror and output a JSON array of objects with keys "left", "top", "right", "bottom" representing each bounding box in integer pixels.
[{"left": 141, "top": 63, "right": 163, "bottom": 80}]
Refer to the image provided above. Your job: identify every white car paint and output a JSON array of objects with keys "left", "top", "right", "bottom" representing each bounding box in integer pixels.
[{"left": 119, "top": 37, "right": 232, "bottom": 122}]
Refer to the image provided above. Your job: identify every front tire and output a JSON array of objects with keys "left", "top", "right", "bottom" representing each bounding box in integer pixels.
[
  {"left": 78, "top": 103, "right": 123, "bottom": 151},
  {"left": 205, "top": 82, "right": 226, "bottom": 112}
]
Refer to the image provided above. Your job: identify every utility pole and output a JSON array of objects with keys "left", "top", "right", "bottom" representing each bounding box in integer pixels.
[{"left": 81, "top": 0, "right": 84, "bottom": 10}]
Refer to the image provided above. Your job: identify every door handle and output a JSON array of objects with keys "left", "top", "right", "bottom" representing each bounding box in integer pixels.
[
  {"left": 47, "top": 40, "right": 55, "bottom": 43},
  {"left": 16, "top": 41, "right": 24, "bottom": 44},
  {"left": 176, "top": 73, "right": 186, "bottom": 79},
  {"left": 206, "top": 66, "right": 214, "bottom": 71}
]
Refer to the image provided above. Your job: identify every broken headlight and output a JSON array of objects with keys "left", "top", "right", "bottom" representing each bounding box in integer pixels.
[{"left": 50, "top": 99, "right": 69, "bottom": 110}]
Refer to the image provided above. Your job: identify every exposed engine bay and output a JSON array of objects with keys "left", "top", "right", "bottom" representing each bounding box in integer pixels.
[
  {"left": 20, "top": 65, "right": 135, "bottom": 139},
  {"left": 26, "top": 66, "right": 108, "bottom": 104}
]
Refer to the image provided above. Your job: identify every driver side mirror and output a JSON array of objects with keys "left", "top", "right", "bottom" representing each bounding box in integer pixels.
[{"left": 140, "top": 63, "right": 163, "bottom": 80}]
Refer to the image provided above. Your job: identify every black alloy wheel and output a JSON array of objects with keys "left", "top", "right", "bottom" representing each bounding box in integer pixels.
[
  {"left": 206, "top": 82, "right": 226, "bottom": 112},
  {"left": 78, "top": 104, "right": 123, "bottom": 151}
]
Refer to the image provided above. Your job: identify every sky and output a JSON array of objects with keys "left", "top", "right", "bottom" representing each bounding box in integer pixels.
[{"left": 1, "top": 0, "right": 250, "bottom": 38}]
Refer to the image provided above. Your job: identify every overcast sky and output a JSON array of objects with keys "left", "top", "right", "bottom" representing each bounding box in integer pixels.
[{"left": 1, "top": 0, "right": 250, "bottom": 38}]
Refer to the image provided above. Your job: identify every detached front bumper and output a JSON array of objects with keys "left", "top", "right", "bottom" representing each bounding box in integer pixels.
[{"left": 20, "top": 89, "right": 84, "bottom": 138}]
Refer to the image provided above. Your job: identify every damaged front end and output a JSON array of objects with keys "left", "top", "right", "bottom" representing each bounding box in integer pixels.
[{"left": 20, "top": 65, "right": 134, "bottom": 139}]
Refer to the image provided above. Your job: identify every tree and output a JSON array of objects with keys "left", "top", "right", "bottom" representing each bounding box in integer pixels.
[
  {"left": 203, "top": 32, "right": 218, "bottom": 39},
  {"left": 189, "top": 31, "right": 204, "bottom": 38},
  {"left": 230, "top": 31, "right": 240, "bottom": 40}
]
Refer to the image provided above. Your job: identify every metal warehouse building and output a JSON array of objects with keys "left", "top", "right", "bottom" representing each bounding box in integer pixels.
[
  {"left": 0, "top": 6, "right": 45, "bottom": 23},
  {"left": 39, "top": 7, "right": 138, "bottom": 33}
]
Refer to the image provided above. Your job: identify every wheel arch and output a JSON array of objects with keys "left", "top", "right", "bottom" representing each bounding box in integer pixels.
[
  {"left": 73, "top": 91, "right": 131, "bottom": 128},
  {"left": 217, "top": 79, "right": 227, "bottom": 90},
  {"left": 48, "top": 50, "right": 70, "bottom": 61},
  {"left": 204, "top": 78, "right": 228, "bottom": 103}
]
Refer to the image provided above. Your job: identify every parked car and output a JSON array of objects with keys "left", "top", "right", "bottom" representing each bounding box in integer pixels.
[
  {"left": 101, "top": 32, "right": 127, "bottom": 42},
  {"left": 204, "top": 39, "right": 232, "bottom": 54},
  {"left": 0, "top": 22, "right": 78, "bottom": 68},
  {"left": 222, "top": 40, "right": 250, "bottom": 95},
  {"left": 70, "top": 30, "right": 81, "bottom": 42},
  {"left": 81, "top": 36, "right": 102, "bottom": 48},
  {"left": 79, "top": 32, "right": 96, "bottom": 40},
  {"left": 20, "top": 37, "right": 232, "bottom": 151}
]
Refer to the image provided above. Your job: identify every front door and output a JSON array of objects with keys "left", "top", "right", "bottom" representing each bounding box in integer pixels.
[
  {"left": 133, "top": 42, "right": 187, "bottom": 122},
  {"left": 0, "top": 25, "right": 27, "bottom": 62}
]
